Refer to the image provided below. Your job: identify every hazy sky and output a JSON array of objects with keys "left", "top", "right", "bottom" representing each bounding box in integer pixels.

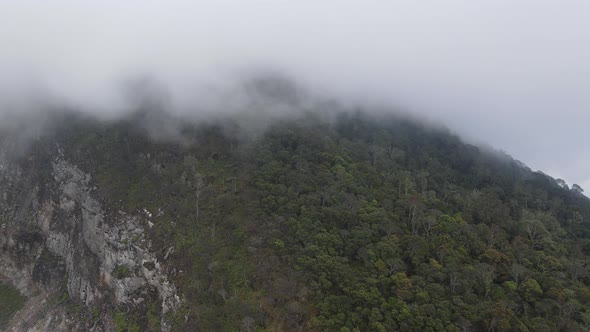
[{"left": 1, "top": 1, "right": 589, "bottom": 190}]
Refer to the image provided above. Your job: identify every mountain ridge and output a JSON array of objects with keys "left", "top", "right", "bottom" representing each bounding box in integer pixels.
[{"left": 1, "top": 109, "right": 589, "bottom": 331}]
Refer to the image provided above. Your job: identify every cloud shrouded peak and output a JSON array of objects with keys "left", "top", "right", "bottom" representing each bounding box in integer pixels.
[{"left": 0, "top": 1, "right": 589, "bottom": 190}]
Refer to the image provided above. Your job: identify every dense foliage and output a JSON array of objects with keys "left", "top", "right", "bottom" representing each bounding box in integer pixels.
[
  {"left": 50, "top": 110, "right": 590, "bottom": 331},
  {"left": 0, "top": 283, "right": 26, "bottom": 328}
]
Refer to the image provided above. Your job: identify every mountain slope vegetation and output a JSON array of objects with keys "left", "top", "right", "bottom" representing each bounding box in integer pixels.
[{"left": 2, "top": 110, "right": 590, "bottom": 331}]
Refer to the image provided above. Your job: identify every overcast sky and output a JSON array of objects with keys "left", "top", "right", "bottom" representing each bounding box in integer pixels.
[{"left": 1, "top": 1, "right": 589, "bottom": 190}]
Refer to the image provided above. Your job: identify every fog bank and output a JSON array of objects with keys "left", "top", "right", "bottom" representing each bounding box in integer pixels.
[{"left": 1, "top": 1, "right": 589, "bottom": 189}]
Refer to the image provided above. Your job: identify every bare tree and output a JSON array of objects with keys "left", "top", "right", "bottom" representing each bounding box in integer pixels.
[
  {"left": 448, "top": 271, "right": 462, "bottom": 294},
  {"left": 194, "top": 172, "right": 204, "bottom": 226},
  {"left": 510, "top": 263, "right": 528, "bottom": 285},
  {"left": 524, "top": 220, "right": 547, "bottom": 250}
]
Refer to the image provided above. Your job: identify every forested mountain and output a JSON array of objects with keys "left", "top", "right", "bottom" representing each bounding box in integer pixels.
[{"left": 1, "top": 110, "right": 589, "bottom": 331}]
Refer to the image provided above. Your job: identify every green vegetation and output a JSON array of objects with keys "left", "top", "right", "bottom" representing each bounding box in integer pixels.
[
  {"left": 114, "top": 311, "right": 140, "bottom": 332},
  {"left": 0, "top": 283, "right": 26, "bottom": 328},
  {"left": 112, "top": 265, "right": 134, "bottom": 279},
  {"left": 52, "top": 111, "right": 590, "bottom": 331}
]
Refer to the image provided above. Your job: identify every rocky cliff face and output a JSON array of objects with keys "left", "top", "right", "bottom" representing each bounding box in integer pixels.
[{"left": 0, "top": 140, "right": 180, "bottom": 331}]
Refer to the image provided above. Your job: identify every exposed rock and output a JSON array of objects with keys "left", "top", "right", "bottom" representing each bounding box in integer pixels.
[{"left": 0, "top": 146, "right": 180, "bottom": 331}]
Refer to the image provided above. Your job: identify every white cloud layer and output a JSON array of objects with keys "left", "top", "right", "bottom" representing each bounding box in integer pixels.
[{"left": 1, "top": 0, "right": 589, "bottom": 189}]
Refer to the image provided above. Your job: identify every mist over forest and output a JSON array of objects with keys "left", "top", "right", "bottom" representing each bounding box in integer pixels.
[
  {"left": 1, "top": 2, "right": 590, "bottom": 331},
  {"left": 2, "top": 1, "right": 590, "bottom": 188}
]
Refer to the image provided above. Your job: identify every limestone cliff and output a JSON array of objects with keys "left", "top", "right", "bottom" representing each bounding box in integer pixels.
[{"left": 0, "top": 140, "right": 180, "bottom": 331}]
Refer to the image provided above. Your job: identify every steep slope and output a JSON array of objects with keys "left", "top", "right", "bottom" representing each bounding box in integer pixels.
[{"left": 1, "top": 111, "right": 589, "bottom": 331}]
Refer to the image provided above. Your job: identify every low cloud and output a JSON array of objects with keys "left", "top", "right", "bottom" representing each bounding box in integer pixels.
[{"left": 0, "top": 1, "right": 589, "bottom": 188}]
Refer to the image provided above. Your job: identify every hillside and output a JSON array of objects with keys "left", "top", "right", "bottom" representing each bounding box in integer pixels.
[{"left": 1, "top": 110, "right": 590, "bottom": 331}]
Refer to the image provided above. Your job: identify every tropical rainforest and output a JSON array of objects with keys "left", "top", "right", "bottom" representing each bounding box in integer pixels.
[{"left": 2, "top": 109, "right": 590, "bottom": 332}]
